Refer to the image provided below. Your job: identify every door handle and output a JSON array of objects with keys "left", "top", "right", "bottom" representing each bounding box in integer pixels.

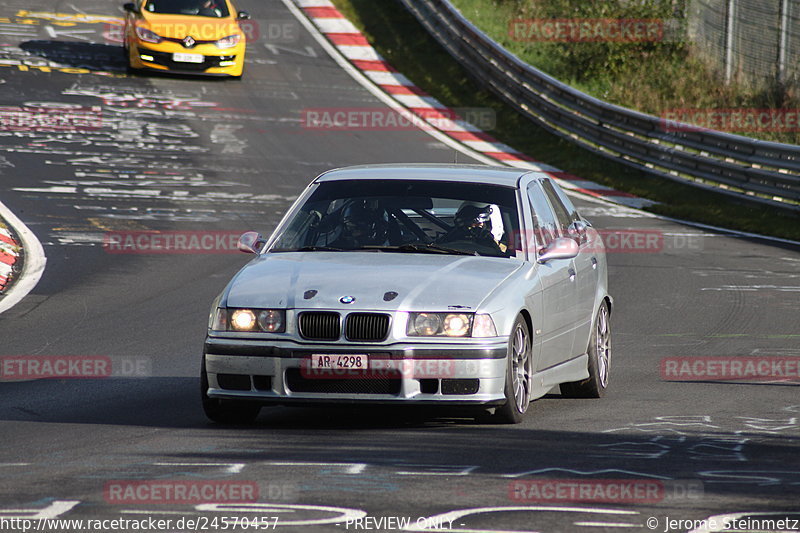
[
  {"left": 591, "top": 257, "right": 598, "bottom": 270},
  {"left": 568, "top": 268, "right": 576, "bottom": 281}
]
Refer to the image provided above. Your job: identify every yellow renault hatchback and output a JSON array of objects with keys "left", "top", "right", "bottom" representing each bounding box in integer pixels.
[{"left": 123, "top": 0, "right": 248, "bottom": 77}]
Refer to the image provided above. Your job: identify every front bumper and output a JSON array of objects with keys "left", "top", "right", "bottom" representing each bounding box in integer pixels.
[
  {"left": 131, "top": 43, "right": 244, "bottom": 76},
  {"left": 203, "top": 337, "right": 509, "bottom": 406}
]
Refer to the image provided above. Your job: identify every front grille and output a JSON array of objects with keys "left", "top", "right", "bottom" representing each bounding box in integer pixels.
[
  {"left": 217, "top": 373, "right": 251, "bottom": 391},
  {"left": 345, "top": 313, "right": 390, "bottom": 342},
  {"left": 252, "top": 375, "right": 272, "bottom": 391},
  {"left": 441, "top": 379, "right": 480, "bottom": 395},
  {"left": 285, "top": 368, "right": 401, "bottom": 395},
  {"left": 298, "top": 312, "right": 341, "bottom": 341},
  {"left": 419, "top": 379, "right": 439, "bottom": 394}
]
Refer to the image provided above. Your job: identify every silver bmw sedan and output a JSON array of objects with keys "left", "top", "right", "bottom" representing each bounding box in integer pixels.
[{"left": 201, "top": 164, "right": 612, "bottom": 424}]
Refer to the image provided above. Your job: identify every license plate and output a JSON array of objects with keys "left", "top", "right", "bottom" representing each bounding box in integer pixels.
[
  {"left": 310, "top": 354, "right": 368, "bottom": 370},
  {"left": 173, "top": 53, "right": 203, "bottom": 63}
]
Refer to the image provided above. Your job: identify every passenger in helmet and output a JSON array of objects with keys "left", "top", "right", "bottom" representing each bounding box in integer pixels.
[
  {"left": 438, "top": 203, "right": 504, "bottom": 256},
  {"left": 330, "top": 200, "right": 387, "bottom": 248}
]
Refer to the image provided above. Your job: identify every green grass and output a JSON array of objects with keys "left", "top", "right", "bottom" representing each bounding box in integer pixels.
[
  {"left": 329, "top": 0, "right": 800, "bottom": 241},
  {"left": 450, "top": 0, "right": 800, "bottom": 145}
]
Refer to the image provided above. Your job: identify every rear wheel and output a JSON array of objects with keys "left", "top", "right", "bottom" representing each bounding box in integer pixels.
[
  {"left": 560, "top": 301, "right": 611, "bottom": 398},
  {"left": 200, "top": 357, "right": 261, "bottom": 424},
  {"left": 490, "top": 315, "right": 532, "bottom": 424}
]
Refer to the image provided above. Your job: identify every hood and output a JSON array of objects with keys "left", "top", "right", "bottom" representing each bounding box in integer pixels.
[
  {"left": 142, "top": 13, "right": 240, "bottom": 40},
  {"left": 225, "top": 252, "right": 523, "bottom": 312}
]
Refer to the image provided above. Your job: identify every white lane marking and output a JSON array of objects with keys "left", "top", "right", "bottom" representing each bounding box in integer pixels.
[
  {"left": 402, "top": 506, "right": 639, "bottom": 532},
  {"left": 0, "top": 500, "right": 79, "bottom": 519},
  {"left": 701, "top": 285, "right": 800, "bottom": 292},
  {"left": 0, "top": 198, "right": 47, "bottom": 315},
  {"left": 698, "top": 470, "right": 800, "bottom": 486},
  {"left": 396, "top": 466, "right": 478, "bottom": 476},
  {"left": 44, "top": 25, "right": 95, "bottom": 41},
  {"left": 196, "top": 503, "right": 366, "bottom": 526},
  {"left": 152, "top": 462, "right": 245, "bottom": 474},
  {"left": 0, "top": 463, "right": 30, "bottom": 467},
  {"left": 501, "top": 468, "right": 671, "bottom": 480},
  {"left": 264, "top": 461, "right": 367, "bottom": 474}
]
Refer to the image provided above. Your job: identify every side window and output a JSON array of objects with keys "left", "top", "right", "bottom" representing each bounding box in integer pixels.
[
  {"left": 526, "top": 181, "right": 559, "bottom": 248},
  {"left": 546, "top": 178, "right": 581, "bottom": 224},
  {"left": 540, "top": 179, "right": 573, "bottom": 235}
]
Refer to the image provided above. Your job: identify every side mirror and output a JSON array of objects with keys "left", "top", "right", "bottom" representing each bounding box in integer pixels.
[
  {"left": 237, "top": 10, "right": 250, "bottom": 19},
  {"left": 237, "top": 231, "right": 265, "bottom": 254},
  {"left": 568, "top": 220, "right": 589, "bottom": 245},
  {"left": 537, "top": 237, "right": 579, "bottom": 264},
  {"left": 123, "top": 2, "right": 138, "bottom": 13}
]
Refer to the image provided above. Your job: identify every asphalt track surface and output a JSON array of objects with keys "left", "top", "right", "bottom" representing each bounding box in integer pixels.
[{"left": 0, "top": 0, "right": 799, "bottom": 532}]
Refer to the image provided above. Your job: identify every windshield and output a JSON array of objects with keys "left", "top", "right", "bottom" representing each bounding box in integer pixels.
[
  {"left": 270, "top": 179, "right": 521, "bottom": 258},
  {"left": 144, "top": 0, "right": 230, "bottom": 17}
]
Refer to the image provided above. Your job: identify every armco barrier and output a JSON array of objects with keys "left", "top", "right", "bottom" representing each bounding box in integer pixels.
[{"left": 399, "top": 0, "right": 800, "bottom": 210}]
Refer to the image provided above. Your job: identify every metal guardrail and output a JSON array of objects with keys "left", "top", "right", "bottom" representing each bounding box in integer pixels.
[{"left": 399, "top": 0, "right": 800, "bottom": 210}]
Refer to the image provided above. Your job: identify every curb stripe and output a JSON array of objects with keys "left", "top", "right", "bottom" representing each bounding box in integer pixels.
[
  {"left": 380, "top": 84, "right": 430, "bottom": 96},
  {"left": 326, "top": 33, "right": 370, "bottom": 46},
  {"left": 302, "top": 7, "right": 342, "bottom": 18},
  {"left": 350, "top": 59, "right": 397, "bottom": 72}
]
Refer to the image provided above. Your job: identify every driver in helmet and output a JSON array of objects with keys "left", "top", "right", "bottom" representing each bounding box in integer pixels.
[
  {"left": 438, "top": 203, "right": 505, "bottom": 255},
  {"left": 330, "top": 200, "right": 387, "bottom": 249}
]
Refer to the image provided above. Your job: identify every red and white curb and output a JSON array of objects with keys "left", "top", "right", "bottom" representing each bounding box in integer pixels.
[
  {"left": 0, "top": 226, "right": 20, "bottom": 292},
  {"left": 291, "top": 0, "right": 654, "bottom": 209}
]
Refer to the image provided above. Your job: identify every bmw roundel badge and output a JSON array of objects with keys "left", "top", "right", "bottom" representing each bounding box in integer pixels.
[{"left": 339, "top": 295, "right": 356, "bottom": 304}]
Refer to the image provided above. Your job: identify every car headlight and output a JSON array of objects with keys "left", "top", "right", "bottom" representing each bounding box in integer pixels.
[
  {"left": 406, "top": 312, "right": 469, "bottom": 337},
  {"left": 212, "top": 308, "right": 286, "bottom": 333},
  {"left": 135, "top": 26, "right": 162, "bottom": 43},
  {"left": 215, "top": 34, "right": 241, "bottom": 49}
]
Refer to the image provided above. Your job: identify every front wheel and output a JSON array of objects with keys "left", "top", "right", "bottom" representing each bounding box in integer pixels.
[
  {"left": 560, "top": 301, "right": 611, "bottom": 398},
  {"left": 490, "top": 315, "right": 532, "bottom": 424},
  {"left": 200, "top": 357, "right": 261, "bottom": 424}
]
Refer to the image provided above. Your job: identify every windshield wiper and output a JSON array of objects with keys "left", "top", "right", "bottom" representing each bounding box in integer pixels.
[{"left": 357, "top": 244, "right": 478, "bottom": 256}]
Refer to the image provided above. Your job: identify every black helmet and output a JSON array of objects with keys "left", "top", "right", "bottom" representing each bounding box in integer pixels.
[
  {"left": 340, "top": 201, "right": 386, "bottom": 244},
  {"left": 454, "top": 204, "right": 493, "bottom": 238}
]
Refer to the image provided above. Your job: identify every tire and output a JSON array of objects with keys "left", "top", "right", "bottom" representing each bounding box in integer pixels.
[
  {"left": 560, "top": 301, "right": 611, "bottom": 398},
  {"left": 490, "top": 315, "right": 532, "bottom": 424},
  {"left": 200, "top": 357, "right": 261, "bottom": 424}
]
